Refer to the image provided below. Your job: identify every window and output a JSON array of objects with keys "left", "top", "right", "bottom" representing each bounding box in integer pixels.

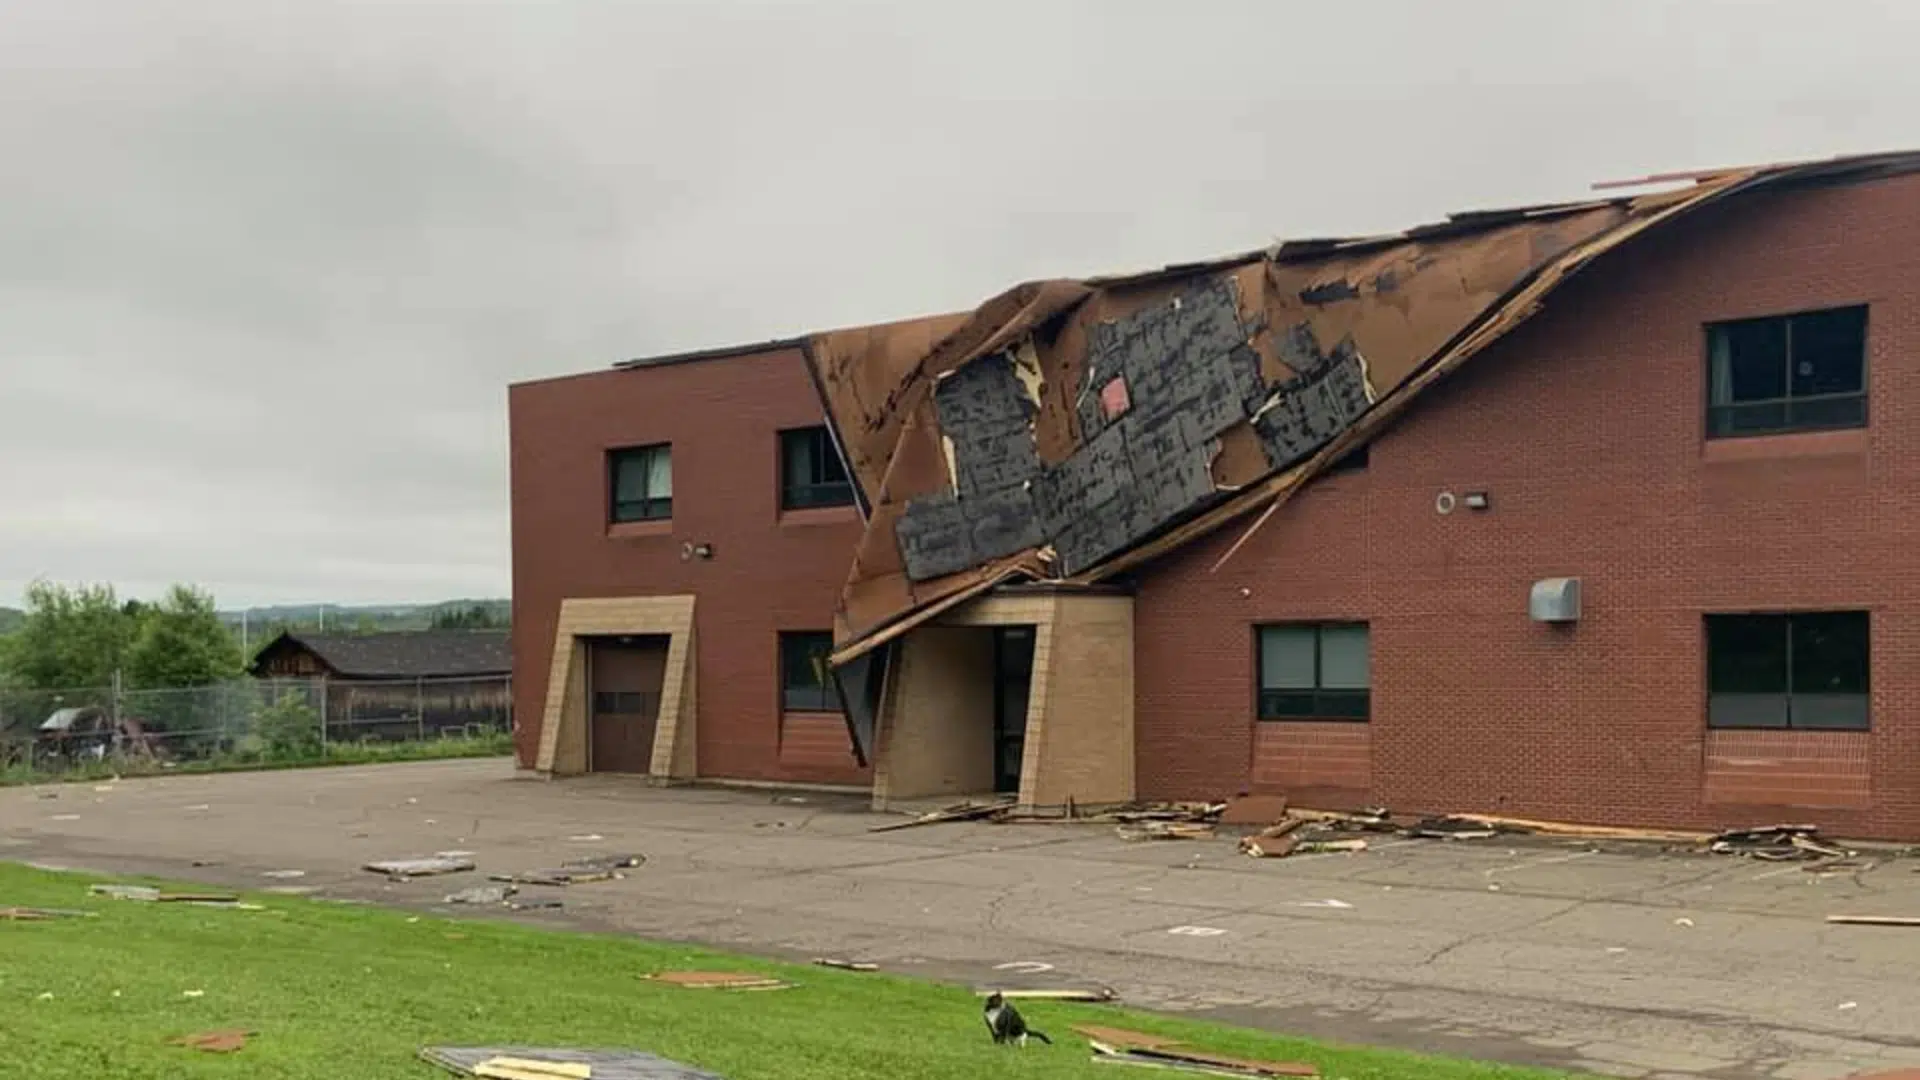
[
  {"left": 780, "top": 427, "right": 854, "bottom": 510},
  {"left": 609, "top": 444, "right": 672, "bottom": 523},
  {"left": 1706, "top": 612, "right": 1868, "bottom": 730},
  {"left": 1706, "top": 305, "right": 1868, "bottom": 438},
  {"left": 780, "top": 631, "right": 841, "bottom": 712},
  {"left": 1257, "top": 623, "right": 1370, "bottom": 721}
]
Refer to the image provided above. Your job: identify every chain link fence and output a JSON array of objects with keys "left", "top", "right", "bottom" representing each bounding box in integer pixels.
[{"left": 0, "top": 674, "right": 512, "bottom": 774}]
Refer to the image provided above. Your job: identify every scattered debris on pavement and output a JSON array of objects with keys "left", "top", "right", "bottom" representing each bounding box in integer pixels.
[
  {"left": 1079, "top": 1030, "right": 1319, "bottom": 1077},
  {"left": 868, "top": 798, "right": 1018, "bottom": 832},
  {"left": 169, "top": 1030, "right": 255, "bottom": 1053},
  {"left": 365, "top": 856, "right": 477, "bottom": 879},
  {"left": 89, "top": 884, "right": 250, "bottom": 907},
  {"left": 448, "top": 884, "right": 518, "bottom": 906},
  {"left": 1827, "top": 914, "right": 1920, "bottom": 926},
  {"left": 1218, "top": 794, "right": 1290, "bottom": 825},
  {"left": 421, "top": 1046, "right": 726, "bottom": 1079},
  {"left": 976, "top": 986, "right": 1116, "bottom": 1002},
  {"left": 489, "top": 854, "right": 642, "bottom": 886},
  {"left": 0, "top": 906, "right": 97, "bottom": 920},
  {"left": 644, "top": 971, "right": 792, "bottom": 991},
  {"left": 1116, "top": 821, "right": 1216, "bottom": 842},
  {"left": 811, "top": 958, "right": 878, "bottom": 972},
  {"left": 261, "top": 869, "right": 306, "bottom": 879},
  {"left": 1405, "top": 816, "right": 1501, "bottom": 840},
  {"left": 1709, "top": 824, "right": 1854, "bottom": 861},
  {"left": 1237, "top": 820, "right": 1305, "bottom": 858}
]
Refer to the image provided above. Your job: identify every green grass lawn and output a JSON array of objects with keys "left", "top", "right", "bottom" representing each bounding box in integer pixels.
[{"left": 0, "top": 862, "right": 1575, "bottom": 1080}]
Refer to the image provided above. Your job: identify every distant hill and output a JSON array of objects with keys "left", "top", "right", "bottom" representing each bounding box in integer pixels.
[
  {"left": 220, "top": 599, "right": 510, "bottom": 636},
  {"left": 0, "top": 600, "right": 509, "bottom": 640}
]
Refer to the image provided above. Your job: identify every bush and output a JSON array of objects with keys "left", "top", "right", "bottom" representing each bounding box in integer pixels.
[{"left": 254, "top": 690, "right": 322, "bottom": 759}]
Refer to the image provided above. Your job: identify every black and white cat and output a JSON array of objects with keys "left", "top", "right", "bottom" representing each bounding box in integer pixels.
[{"left": 982, "top": 991, "right": 1052, "bottom": 1046}]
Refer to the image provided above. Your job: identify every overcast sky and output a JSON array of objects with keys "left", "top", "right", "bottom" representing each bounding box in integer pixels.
[{"left": 1, "top": 0, "right": 1912, "bottom": 610}]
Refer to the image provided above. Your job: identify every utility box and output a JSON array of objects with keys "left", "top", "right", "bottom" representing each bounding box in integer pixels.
[{"left": 1529, "top": 577, "right": 1582, "bottom": 623}]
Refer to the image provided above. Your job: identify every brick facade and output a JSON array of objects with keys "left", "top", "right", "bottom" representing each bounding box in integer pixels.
[
  {"left": 1134, "top": 172, "right": 1920, "bottom": 839},
  {"left": 509, "top": 346, "right": 871, "bottom": 787},
  {"left": 510, "top": 171, "right": 1920, "bottom": 838}
]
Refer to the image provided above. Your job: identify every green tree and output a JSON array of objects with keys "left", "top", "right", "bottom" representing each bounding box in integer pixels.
[
  {"left": 1, "top": 580, "right": 137, "bottom": 690},
  {"left": 431, "top": 603, "right": 505, "bottom": 630},
  {"left": 124, "top": 585, "right": 244, "bottom": 690}
]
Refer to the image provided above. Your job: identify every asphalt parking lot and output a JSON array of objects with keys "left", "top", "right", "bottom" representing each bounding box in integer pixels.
[{"left": 4, "top": 758, "right": 1918, "bottom": 1080}]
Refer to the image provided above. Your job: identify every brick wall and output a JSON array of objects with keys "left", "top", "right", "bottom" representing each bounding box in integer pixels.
[
  {"left": 1135, "top": 172, "right": 1920, "bottom": 839},
  {"left": 778, "top": 713, "right": 873, "bottom": 786},
  {"left": 509, "top": 347, "right": 863, "bottom": 783},
  {"left": 1252, "top": 723, "right": 1370, "bottom": 803}
]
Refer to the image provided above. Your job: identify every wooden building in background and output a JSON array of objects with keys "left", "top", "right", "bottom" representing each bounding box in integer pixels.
[{"left": 247, "top": 630, "right": 513, "bottom": 741}]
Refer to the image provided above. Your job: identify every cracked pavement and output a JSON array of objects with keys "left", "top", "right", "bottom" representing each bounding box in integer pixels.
[{"left": 4, "top": 758, "right": 1919, "bottom": 1080}]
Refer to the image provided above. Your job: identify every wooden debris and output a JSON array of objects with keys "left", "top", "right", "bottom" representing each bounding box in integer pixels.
[
  {"left": 421, "top": 1046, "right": 724, "bottom": 1080},
  {"left": 1296, "top": 838, "right": 1368, "bottom": 855},
  {"left": 1071, "top": 1026, "right": 1184, "bottom": 1050},
  {"left": 1218, "top": 795, "right": 1289, "bottom": 826},
  {"left": 1100, "top": 802, "right": 1228, "bottom": 825},
  {"left": 868, "top": 799, "right": 1016, "bottom": 832},
  {"left": 475, "top": 1057, "right": 594, "bottom": 1080},
  {"left": 1790, "top": 833, "right": 1853, "bottom": 859},
  {"left": 645, "top": 971, "right": 793, "bottom": 990},
  {"left": 1826, "top": 914, "right": 1920, "bottom": 927},
  {"left": 169, "top": 1029, "right": 256, "bottom": 1053},
  {"left": 811, "top": 958, "right": 878, "bottom": 972},
  {"left": 976, "top": 986, "right": 1117, "bottom": 1002},
  {"left": 1455, "top": 813, "right": 1706, "bottom": 843},
  {"left": 1117, "top": 821, "right": 1217, "bottom": 842},
  {"left": 1236, "top": 822, "right": 1297, "bottom": 857},
  {"left": 1087, "top": 1038, "right": 1319, "bottom": 1077}
]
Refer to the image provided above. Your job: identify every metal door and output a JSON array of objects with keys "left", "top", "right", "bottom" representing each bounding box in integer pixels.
[{"left": 588, "top": 636, "right": 669, "bottom": 774}]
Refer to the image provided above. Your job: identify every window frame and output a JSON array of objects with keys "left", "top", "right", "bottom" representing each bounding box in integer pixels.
[
  {"left": 1704, "top": 610, "right": 1870, "bottom": 732},
  {"left": 1703, "top": 304, "right": 1869, "bottom": 440},
  {"left": 1254, "top": 621, "right": 1371, "bottom": 723},
  {"left": 778, "top": 426, "right": 856, "bottom": 511},
  {"left": 607, "top": 443, "right": 673, "bottom": 524},
  {"left": 779, "top": 631, "right": 841, "bottom": 713}
]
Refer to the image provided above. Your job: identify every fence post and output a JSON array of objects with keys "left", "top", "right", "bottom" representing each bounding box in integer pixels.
[
  {"left": 318, "top": 678, "right": 329, "bottom": 751},
  {"left": 416, "top": 677, "right": 426, "bottom": 740}
]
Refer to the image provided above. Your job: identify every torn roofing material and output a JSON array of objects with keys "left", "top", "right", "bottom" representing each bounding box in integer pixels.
[{"left": 804, "top": 150, "right": 1920, "bottom": 671}]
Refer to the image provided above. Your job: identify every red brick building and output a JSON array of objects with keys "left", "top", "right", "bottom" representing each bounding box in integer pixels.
[{"left": 510, "top": 160, "right": 1920, "bottom": 839}]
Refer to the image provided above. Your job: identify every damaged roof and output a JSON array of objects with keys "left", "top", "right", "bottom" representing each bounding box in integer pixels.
[{"left": 800, "top": 150, "right": 1920, "bottom": 667}]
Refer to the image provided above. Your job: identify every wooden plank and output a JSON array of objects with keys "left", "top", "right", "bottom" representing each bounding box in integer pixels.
[{"left": 1826, "top": 915, "right": 1920, "bottom": 926}]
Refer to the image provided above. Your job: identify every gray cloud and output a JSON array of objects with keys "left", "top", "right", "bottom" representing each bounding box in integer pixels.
[{"left": 2, "top": 0, "right": 1914, "bottom": 607}]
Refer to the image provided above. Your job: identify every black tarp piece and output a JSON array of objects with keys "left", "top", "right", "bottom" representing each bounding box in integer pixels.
[{"left": 420, "top": 1046, "right": 726, "bottom": 1080}]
